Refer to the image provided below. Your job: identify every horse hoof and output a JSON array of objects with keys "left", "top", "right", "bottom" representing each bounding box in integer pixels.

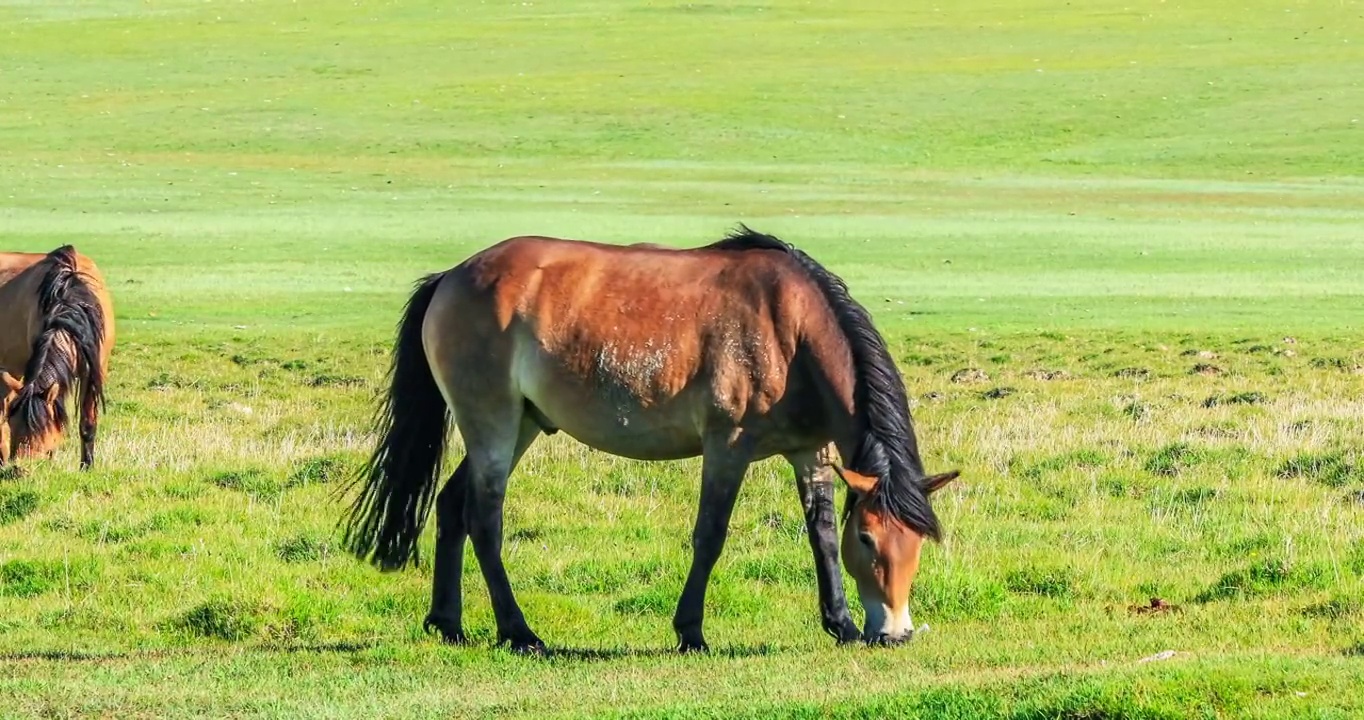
[
  {"left": 828, "top": 620, "right": 861, "bottom": 645},
  {"left": 438, "top": 630, "right": 469, "bottom": 645},
  {"left": 422, "top": 616, "right": 467, "bottom": 645},
  {"left": 508, "top": 638, "right": 547, "bottom": 656},
  {"left": 676, "top": 639, "right": 709, "bottom": 654}
]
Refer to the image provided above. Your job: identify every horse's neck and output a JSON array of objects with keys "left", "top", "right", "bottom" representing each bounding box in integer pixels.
[{"left": 790, "top": 321, "right": 859, "bottom": 444}]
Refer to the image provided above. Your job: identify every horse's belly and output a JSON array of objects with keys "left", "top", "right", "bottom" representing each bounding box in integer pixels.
[
  {"left": 558, "top": 420, "right": 704, "bottom": 461},
  {"left": 526, "top": 390, "right": 705, "bottom": 461},
  {"left": 515, "top": 349, "right": 705, "bottom": 461}
]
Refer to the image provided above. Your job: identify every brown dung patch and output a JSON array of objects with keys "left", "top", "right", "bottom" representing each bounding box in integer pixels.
[{"left": 1128, "top": 597, "right": 1182, "bottom": 615}]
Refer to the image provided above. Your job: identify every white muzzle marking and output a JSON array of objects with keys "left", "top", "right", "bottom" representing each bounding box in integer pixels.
[{"left": 861, "top": 601, "right": 914, "bottom": 643}]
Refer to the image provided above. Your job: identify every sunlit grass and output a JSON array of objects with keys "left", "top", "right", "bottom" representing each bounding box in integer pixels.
[
  {"left": 3, "top": 331, "right": 1364, "bottom": 716},
  {"left": 2, "top": 0, "right": 1364, "bottom": 716}
]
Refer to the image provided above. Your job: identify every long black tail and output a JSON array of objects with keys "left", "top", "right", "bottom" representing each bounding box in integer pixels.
[
  {"left": 10, "top": 245, "right": 107, "bottom": 455},
  {"left": 343, "top": 271, "right": 451, "bottom": 571}
]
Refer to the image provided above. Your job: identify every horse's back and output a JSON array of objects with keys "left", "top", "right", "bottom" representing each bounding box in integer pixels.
[
  {"left": 0, "top": 247, "right": 106, "bottom": 289},
  {"left": 450, "top": 235, "right": 813, "bottom": 346},
  {"left": 0, "top": 251, "right": 47, "bottom": 286},
  {"left": 456, "top": 234, "right": 804, "bottom": 294}
]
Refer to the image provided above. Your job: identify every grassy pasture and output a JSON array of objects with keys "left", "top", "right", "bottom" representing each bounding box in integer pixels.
[{"left": 2, "top": 0, "right": 1364, "bottom": 717}]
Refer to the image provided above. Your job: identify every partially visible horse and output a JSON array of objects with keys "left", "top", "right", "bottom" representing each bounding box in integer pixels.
[
  {"left": 344, "top": 227, "right": 959, "bottom": 653},
  {"left": 0, "top": 246, "right": 114, "bottom": 469},
  {"left": 0, "top": 370, "right": 20, "bottom": 465}
]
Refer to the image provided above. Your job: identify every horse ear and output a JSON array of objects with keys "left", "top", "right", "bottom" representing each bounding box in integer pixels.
[
  {"left": 0, "top": 372, "right": 19, "bottom": 394},
  {"left": 831, "top": 465, "right": 878, "bottom": 494},
  {"left": 43, "top": 383, "right": 60, "bottom": 404},
  {"left": 923, "top": 470, "right": 960, "bottom": 494}
]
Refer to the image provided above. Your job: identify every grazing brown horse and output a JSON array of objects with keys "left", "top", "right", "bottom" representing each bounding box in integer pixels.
[
  {"left": 345, "top": 228, "right": 959, "bottom": 653},
  {"left": 0, "top": 246, "right": 114, "bottom": 469}
]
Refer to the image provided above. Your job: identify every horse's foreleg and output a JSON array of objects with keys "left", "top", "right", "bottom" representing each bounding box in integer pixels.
[
  {"left": 673, "top": 440, "right": 750, "bottom": 653},
  {"left": 465, "top": 416, "right": 543, "bottom": 653},
  {"left": 79, "top": 392, "right": 98, "bottom": 470},
  {"left": 787, "top": 448, "right": 860, "bottom": 644},
  {"left": 424, "top": 460, "right": 471, "bottom": 644}
]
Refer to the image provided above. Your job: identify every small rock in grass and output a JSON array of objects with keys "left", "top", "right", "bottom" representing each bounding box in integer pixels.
[{"left": 950, "top": 368, "right": 989, "bottom": 384}]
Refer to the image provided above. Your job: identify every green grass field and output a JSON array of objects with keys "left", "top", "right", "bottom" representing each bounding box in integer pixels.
[{"left": 2, "top": 0, "right": 1364, "bottom": 717}]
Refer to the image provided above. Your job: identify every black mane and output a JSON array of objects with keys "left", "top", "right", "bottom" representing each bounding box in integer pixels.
[
  {"left": 11, "top": 245, "right": 107, "bottom": 441},
  {"left": 706, "top": 226, "right": 940, "bottom": 540}
]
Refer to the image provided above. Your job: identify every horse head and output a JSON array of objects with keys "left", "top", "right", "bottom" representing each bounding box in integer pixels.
[
  {"left": 6, "top": 375, "right": 64, "bottom": 461},
  {"left": 834, "top": 465, "right": 959, "bottom": 645}
]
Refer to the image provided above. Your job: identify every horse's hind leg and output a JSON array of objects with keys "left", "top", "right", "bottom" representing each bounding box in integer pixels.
[
  {"left": 461, "top": 410, "right": 544, "bottom": 653},
  {"left": 424, "top": 460, "right": 472, "bottom": 644},
  {"left": 425, "top": 416, "right": 540, "bottom": 646}
]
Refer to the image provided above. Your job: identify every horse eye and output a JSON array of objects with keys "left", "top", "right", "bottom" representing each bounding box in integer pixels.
[{"left": 858, "top": 531, "right": 874, "bottom": 547}]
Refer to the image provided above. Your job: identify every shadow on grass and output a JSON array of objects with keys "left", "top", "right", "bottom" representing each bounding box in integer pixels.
[
  {"left": 542, "top": 643, "right": 782, "bottom": 662},
  {"left": 0, "top": 640, "right": 379, "bottom": 663}
]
